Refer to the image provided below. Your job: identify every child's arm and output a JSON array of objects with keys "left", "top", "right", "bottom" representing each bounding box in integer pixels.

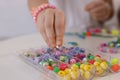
[
  {"left": 85, "top": 0, "right": 113, "bottom": 22},
  {"left": 27, "top": 0, "right": 65, "bottom": 49}
]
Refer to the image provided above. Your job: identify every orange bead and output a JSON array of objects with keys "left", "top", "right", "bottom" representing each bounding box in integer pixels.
[
  {"left": 111, "top": 64, "right": 120, "bottom": 72},
  {"left": 47, "top": 66, "right": 53, "bottom": 70}
]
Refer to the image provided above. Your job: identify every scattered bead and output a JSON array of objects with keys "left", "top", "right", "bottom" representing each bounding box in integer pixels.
[
  {"left": 111, "top": 58, "right": 119, "bottom": 65},
  {"left": 111, "top": 64, "right": 120, "bottom": 72}
]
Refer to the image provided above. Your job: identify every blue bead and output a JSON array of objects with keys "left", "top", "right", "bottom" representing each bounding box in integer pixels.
[
  {"left": 80, "top": 48, "right": 85, "bottom": 53},
  {"left": 74, "top": 47, "right": 80, "bottom": 51},
  {"left": 46, "top": 48, "right": 51, "bottom": 52}
]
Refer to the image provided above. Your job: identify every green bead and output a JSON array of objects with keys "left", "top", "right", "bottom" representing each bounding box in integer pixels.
[
  {"left": 106, "top": 61, "right": 111, "bottom": 67},
  {"left": 48, "top": 60, "right": 53, "bottom": 66},
  {"left": 111, "top": 58, "right": 119, "bottom": 65},
  {"left": 53, "top": 67, "right": 60, "bottom": 73},
  {"left": 82, "top": 32, "right": 86, "bottom": 36},
  {"left": 76, "top": 63, "right": 81, "bottom": 68},
  {"left": 89, "top": 55, "right": 95, "bottom": 60}
]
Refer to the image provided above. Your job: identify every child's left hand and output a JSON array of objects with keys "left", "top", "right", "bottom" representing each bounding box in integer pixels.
[{"left": 85, "top": 0, "right": 113, "bottom": 22}]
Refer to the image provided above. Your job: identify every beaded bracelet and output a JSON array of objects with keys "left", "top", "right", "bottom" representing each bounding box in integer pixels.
[{"left": 31, "top": 4, "right": 56, "bottom": 23}]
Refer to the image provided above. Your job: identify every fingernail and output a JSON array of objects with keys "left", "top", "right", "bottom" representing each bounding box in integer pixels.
[{"left": 57, "top": 41, "right": 62, "bottom": 47}]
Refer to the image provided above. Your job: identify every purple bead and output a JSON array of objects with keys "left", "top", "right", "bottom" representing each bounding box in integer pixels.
[
  {"left": 34, "top": 57, "right": 41, "bottom": 63},
  {"left": 80, "top": 53, "right": 86, "bottom": 58}
]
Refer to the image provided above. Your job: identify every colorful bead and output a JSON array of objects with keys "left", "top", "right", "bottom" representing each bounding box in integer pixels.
[
  {"left": 96, "top": 66, "right": 104, "bottom": 75},
  {"left": 100, "top": 62, "right": 108, "bottom": 70},
  {"left": 60, "top": 63, "right": 68, "bottom": 70},
  {"left": 84, "top": 65, "right": 91, "bottom": 71},
  {"left": 76, "top": 63, "right": 81, "bottom": 68},
  {"left": 58, "top": 71, "right": 66, "bottom": 77},
  {"left": 64, "top": 68, "right": 71, "bottom": 74},
  {"left": 111, "top": 58, "right": 119, "bottom": 65},
  {"left": 94, "top": 61, "right": 100, "bottom": 66},
  {"left": 68, "top": 42, "right": 78, "bottom": 46},
  {"left": 71, "top": 64, "right": 79, "bottom": 71},
  {"left": 70, "top": 59, "right": 76, "bottom": 64},
  {"left": 47, "top": 66, "right": 53, "bottom": 70},
  {"left": 83, "top": 71, "right": 91, "bottom": 79},
  {"left": 53, "top": 67, "right": 60, "bottom": 73},
  {"left": 89, "top": 60, "right": 95, "bottom": 64},
  {"left": 70, "top": 70, "right": 79, "bottom": 79},
  {"left": 111, "top": 64, "right": 120, "bottom": 72}
]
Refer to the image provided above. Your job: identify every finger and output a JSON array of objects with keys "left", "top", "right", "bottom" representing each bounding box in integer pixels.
[
  {"left": 85, "top": 0, "right": 104, "bottom": 11},
  {"left": 92, "top": 13, "right": 106, "bottom": 21},
  {"left": 44, "top": 9, "right": 56, "bottom": 49},
  {"left": 37, "top": 13, "right": 49, "bottom": 45},
  {"left": 90, "top": 4, "right": 106, "bottom": 14},
  {"left": 55, "top": 10, "right": 65, "bottom": 46}
]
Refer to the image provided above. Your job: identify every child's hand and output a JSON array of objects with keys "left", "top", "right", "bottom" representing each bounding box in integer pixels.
[
  {"left": 36, "top": 8, "right": 65, "bottom": 49},
  {"left": 85, "top": 0, "right": 113, "bottom": 21}
]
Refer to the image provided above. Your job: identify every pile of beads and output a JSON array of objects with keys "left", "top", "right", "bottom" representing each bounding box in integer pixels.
[
  {"left": 22, "top": 49, "right": 81, "bottom": 80},
  {"left": 82, "top": 28, "right": 120, "bottom": 37},
  {"left": 21, "top": 46, "right": 120, "bottom": 80},
  {"left": 98, "top": 37, "right": 120, "bottom": 53},
  {"left": 51, "top": 47, "right": 110, "bottom": 77}
]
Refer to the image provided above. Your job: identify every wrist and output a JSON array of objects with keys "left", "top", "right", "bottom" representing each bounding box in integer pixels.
[{"left": 31, "top": 4, "right": 56, "bottom": 23}]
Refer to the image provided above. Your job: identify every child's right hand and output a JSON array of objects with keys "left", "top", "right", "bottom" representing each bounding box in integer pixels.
[{"left": 36, "top": 8, "right": 65, "bottom": 49}]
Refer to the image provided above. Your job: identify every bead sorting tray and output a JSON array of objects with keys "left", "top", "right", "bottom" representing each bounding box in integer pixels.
[{"left": 19, "top": 46, "right": 120, "bottom": 80}]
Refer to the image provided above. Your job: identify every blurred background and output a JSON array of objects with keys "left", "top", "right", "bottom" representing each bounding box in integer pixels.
[
  {"left": 0, "top": 0, "right": 120, "bottom": 41},
  {"left": 0, "top": 0, "right": 37, "bottom": 40}
]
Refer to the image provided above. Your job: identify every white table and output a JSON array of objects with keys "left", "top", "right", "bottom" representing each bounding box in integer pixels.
[{"left": 0, "top": 33, "right": 120, "bottom": 80}]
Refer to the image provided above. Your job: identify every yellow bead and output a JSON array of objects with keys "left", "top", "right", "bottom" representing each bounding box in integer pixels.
[
  {"left": 64, "top": 75, "right": 72, "bottom": 80},
  {"left": 58, "top": 71, "right": 66, "bottom": 77},
  {"left": 71, "top": 64, "right": 79, "bottom": 71},
  {"left": 111, "top": 30, "right": 119, "bottom": 36},
  {"left": 80, "top": 64, "right": 85, "bottom": 70},
  {"left": 100, "top": 62, "right": 108, "bottom": 70},
  {"left": 96, "top": 66, "right": 104, "bottom": 75},
  {"left": 80, "top": 69, "right": 84, "bottom": 76},
  {"left": 102, "top": 29, "right": 107, "bottom": 34},
  {"left": 83, "top": 71, "right": 91, "bottom": 79},
  {"left": 94, "top": 61, "right": 100, "bottom": 66},
  {"left": 84, "top": 65, "right": 91, "bottom": 71},
  {"left": 70, "top": 71, "right": 80, "bottom": 79},
  {"left": 64, "top": 68, "right": 71, "bottom": 74}
]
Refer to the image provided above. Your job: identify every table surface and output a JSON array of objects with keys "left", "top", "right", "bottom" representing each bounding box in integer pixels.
[{"left": 0, "top": 33, "right": 120, "bottom": 80}]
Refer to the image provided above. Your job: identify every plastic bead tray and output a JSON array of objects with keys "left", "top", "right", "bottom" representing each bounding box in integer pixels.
[
  {"left": 19, "top": 46, "right": 120, "bottom": 80},
  {"left": 82, "top": 28, "right": 120, "bottom": 37}
]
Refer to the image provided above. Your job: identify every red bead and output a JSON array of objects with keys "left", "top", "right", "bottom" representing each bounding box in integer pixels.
[
  {"left": 112, "top": 64, "right": 120, "bottom": 72},
  {"left": 60, "top": 63, "right": 68, "bottom": 70},
  {"left": 86, "top": 32, "right": 91, "bottom": 37},
  {"left": 89, "top": 60, "right": 95, "bottom": 64},
  {"left": 96, "top": 55, "right": 101, "bottom": 58},
  {"left": 94, "top": 28, "right": 101, "bottom": 33}
]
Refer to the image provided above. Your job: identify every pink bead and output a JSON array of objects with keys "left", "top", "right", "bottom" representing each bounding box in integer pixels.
[
  {"left": 56, "top": 51, "right": 61, "bottom": 55},
  {"left": 32, "top": 4, "right": 56, "bottom": 23},
  {"left": 70, "top": 59, "right": 76, "bottom": 64}
]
